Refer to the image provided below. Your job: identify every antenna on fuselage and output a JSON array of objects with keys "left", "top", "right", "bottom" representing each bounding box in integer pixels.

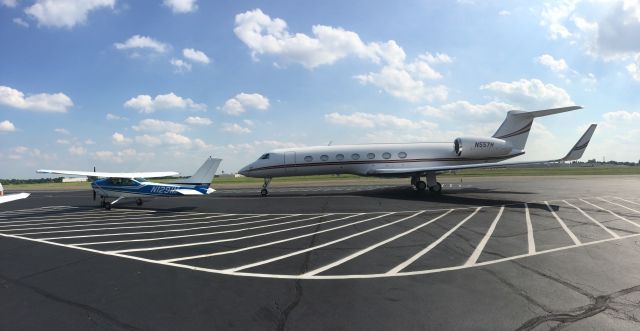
[{"left": 328, "top": 141, "right": 333, "bottom": 146}]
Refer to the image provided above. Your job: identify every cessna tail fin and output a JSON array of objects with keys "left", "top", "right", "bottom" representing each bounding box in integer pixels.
[
  {"left": 175, "top": 157, "right": 222, "bottom": 186},
  {"left": 493, "top": 106, "right": 582, "bottom": 151}
]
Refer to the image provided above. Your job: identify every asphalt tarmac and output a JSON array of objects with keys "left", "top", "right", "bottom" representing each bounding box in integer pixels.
[{"left": 1, "top": 175, "right": 640, "bottom": 330}]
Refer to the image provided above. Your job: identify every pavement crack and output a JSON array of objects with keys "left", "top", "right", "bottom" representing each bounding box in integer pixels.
[
  {"left": 0, "top": 272, "right": 142, "bottom": 331},
  {"left": 516, "top": 285, "right": 640, "bottom": 331},
  {"left": 482, "top": 268, "right": 552, "bottom": 313}
]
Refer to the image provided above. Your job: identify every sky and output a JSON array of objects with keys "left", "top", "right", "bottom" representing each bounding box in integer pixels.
[{"left": 1, "top": 0, "right": 640, "bottom": 178}]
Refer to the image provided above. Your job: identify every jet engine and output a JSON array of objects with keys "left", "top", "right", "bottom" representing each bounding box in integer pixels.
[{"left": 453, "top": 137, "right": 514, "bottom": 158}]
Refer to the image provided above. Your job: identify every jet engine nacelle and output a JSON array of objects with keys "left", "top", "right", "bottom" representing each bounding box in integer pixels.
[{"left": 453, "top": 137, "right": 514, "bottom": 158}]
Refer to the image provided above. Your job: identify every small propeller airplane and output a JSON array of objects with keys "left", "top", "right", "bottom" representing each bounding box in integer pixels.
[
  {"left": 0, "top": 182, "right": 30, "bottom": 204},
  {"left": 37, "top": 156, "right": 222, "bottom": 210}
]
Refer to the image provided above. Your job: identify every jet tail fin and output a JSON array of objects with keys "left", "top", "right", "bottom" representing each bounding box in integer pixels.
[
  {"left": 561, "top": 124, "right": 597, "bottom": 161},
  {"left": 493, "top": 106, "right": 582, "bottom": 151},
  {"left": 174, "top": 157, "right": 222, "bottom": 186}
]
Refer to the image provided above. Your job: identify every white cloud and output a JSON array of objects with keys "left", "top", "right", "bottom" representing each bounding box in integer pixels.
[
  {"left": 539, "top": 0, "right": 578, "bottom": 40},
  {"left": 112, "top": 132, "right": 132, "bottom": 144},
  {"left": 0, "top": 120, "right": 16, "bottom": 132},
  {"left": 419, "top": 101, "right": 514, "bottom": 119},
  {"left": 106, "top": 113, "right": 126, "bottom": 120},
  {"left": 132, "top": 119, "right": 186, "bottom": 133},
  {"left": 170, "top": 58, "right": 192, "bottom": 72},
  {"left": 114, "top": 35, "right": 169, "bottom": 54},
  {"left": 417, "top": 52, "right": 453, "bottom": 65},
  {"left": 25, "top": 0, "right": 114, "bottom": 28},
  {"left": 2, "top": 0, "right": 18, "bottom": 7},
  {"left": 93, "top": 148, "right": 144, "bottom": 164},
  {"left": 13, "top": 17, "right": 29, "bottom": 27},
  {"left": 603, "top": 110, "right": 640, "bottom": 121},
  {"left": 163, "top": 132, "right": 191, "bottom": 145},
  {"left": 222, "top": 123, "right": 251, "bottom": 134},
  {"left": 68, "top": 145, "right": 86, "bottom": 156},
  {"left": 627, "top": 55, "right": 640, "bottom": 81},
  {"left": 535, "top": 54, "right": 569, "bottom": 72},
  {"left": 54, "top": 128, "right": 70, "bottom": 135},
  {"left": 221, "top": 93, "right": 270, "bottom": 115},
  {"left": 163, "top": 0, "right": 197, "bottom": 13},
  {"left": 184, "top": 116, "right": 212, "bottom": 125},
  {"left": 124, "top": 92, "right": 206, "bottom": 113},
  {"left": 355, "top": 66, "right": 448, "bottom": 102},
  {"left": 499, "top": 10, "right": 511, "bottom": 16},
  {"left": 0, "top": 85, "right": 73, "bottom": 113},
  {"left": 135, "top": 134, "right": 163, "bottom": 147},
  {"left": 84, "top": 139, "right": 95, "bottom": 145},
  {"left": 183, "top": 48, "right": 210, "bottom": 64},
  {"left": 56, "top": 139, "right": 69, "bottom": 144},
  {"left": 480, "top": 78, "right": 574, "bottom": 109},
  {"left": 324, "top": 112, "right": 437, "bottom": 130}
]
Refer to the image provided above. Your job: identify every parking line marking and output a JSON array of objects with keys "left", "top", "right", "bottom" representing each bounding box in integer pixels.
[
  {"left": 525, "top": 203, "right": 535, "bottom": 254},
  {"left": 466, "top": 206, "right": 504, "bottom": 266},
  {"left": 600, "top": 198, "right": 640, "bottom": 214},
  {"left": 386, "top": 207, "right": 482, "bottom": 275},
  {"left": 544, "top": 201, "right": 581, "bottom": 246},
  {"left": 563, "top": 200, "right": 619, "bottom": 239},
  {"left": 13, "top": 214, "right": 265, "bottom": 236},
  {"left": 0, "top": 212, "right": 227, "bottom": 230},
  {"left": 303, "top": 209, "right": 454, "bottom": 276},
  {"left": 118, "top": 213, "right": 368, "bottom": 255},
  {"left": 0, "top": 209, "right": 154, "bottom": 223},
  {"left": 225, "top": 211, "right": 426, "bottom": 272},
  {"left": 71, "top": 214, "right": 328, "bottom": 245},
  {"left": 580, "top": 199, "right": 640, "bottom": 229},
  {"left": 614, "top": 197, "right": 640, "bottom": 206}
]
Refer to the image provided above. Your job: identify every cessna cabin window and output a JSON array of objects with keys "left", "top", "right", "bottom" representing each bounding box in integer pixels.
[{"left": 260, "top": 153, "right": 270, "bottom": 160}]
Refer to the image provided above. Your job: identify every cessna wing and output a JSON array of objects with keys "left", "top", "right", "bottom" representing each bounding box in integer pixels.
[
  {"left": 369, "top": 124, "right": 597, "bottom": 176},
  {"left": 0, "top": 193, "right": 30, "bottom": 204},
  {"left": 36, "top": 170, "right": 179, "bottom": 178}
]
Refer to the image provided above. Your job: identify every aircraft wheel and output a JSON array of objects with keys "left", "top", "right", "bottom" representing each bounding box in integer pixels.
[
  {"left": 100, "top": 200, "right": 106, "bottom": 208},
  {"left": 416, "top": 181, "right": 427, "bottom": 192},
  {"left": 429, "top": 182, "right": 443, "bottom": 194},
  {"left": 105, "top": 203, "right": 112, "bottom": 210},
  {"left": 260, "top": 188, "right": 269, "bottom": 197},
  {"left": 136, "top": 198, "right": 143, "bottom": 206}
]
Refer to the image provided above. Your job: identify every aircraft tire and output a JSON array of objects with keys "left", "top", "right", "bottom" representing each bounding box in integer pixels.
[
  {"left": 416, "top": 181, "right": 427, "bottom": 191},
  {"left": 105, "top": 203, "right": 112, "bottom": 210},
  {"left": 261, "top": 188, "right": 269, "bottom": 196},
  {"left": 136, "top": 198, "right": 143, "bottom": 206},
  {"left": 429, "top": 182, "right": 443, "bottom": 194}
]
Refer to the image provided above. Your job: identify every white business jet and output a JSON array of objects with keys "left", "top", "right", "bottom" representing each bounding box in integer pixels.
[
  {"left": 238, "top": 106, "right": 596, "bottom": 196},
  {"left": 0, "top": 182, "right": 30, "bottom": 204},
  {"left": 37, "top": 157, "right": 221, "bottom": 209}
]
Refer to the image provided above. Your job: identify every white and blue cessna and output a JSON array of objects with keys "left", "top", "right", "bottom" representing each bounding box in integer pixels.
[{"left": 37, "top": 157, "right": 221, "bottom": 210}]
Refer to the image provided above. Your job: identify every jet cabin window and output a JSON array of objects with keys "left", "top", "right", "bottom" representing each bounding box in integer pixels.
[
  {"left": 367, "top": 153, "right": 375, "bottom": 159},
  {"left": 382, "top": 152, "right": 391, "bottom": 159},
  {"left": 304, "top": 156, "right": 313, "bottom": 162},
  {"left": 320, "top": 155, "right": 329, "bottom": 161},
  {"left": 336, "top": 154, "right": 344, "bottom": 160},
  {"left": 398, "top": 152, "right": 407, "bottom": 159},
  {"left": 259, "top": 153, "right": 270, "bottom": 160},
  {"left": 351, "top": 153, "right": 360, "bottom": 160}
]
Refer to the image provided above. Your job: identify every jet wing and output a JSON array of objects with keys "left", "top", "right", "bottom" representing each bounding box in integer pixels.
[
  {"left": 0, "top": 193, "right": 30, "bottom": 204},
  {"left": 36, "top": 170, "right": 179, "bottom": 178},
  {"left": 369, "top": 124, "right": 597, "bottom": 176}
]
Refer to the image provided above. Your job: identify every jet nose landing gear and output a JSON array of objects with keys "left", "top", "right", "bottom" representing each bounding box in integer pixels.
[{"left": 261, "top": 177, "right": 272, "bottom": 196}]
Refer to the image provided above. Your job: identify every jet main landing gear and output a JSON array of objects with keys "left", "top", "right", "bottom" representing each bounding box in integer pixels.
[{"left": 412, "top": 173, "right": 442, "bottom": 194}]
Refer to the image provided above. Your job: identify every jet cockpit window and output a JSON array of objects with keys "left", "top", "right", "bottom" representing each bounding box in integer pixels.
[{"left": 260, "top": 153, "right": 270, "bottom": 160}]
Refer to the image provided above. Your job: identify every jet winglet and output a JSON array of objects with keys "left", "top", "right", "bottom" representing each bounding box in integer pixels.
[{"left": 562, "top": 124, "right": 597, "bottom": 161}]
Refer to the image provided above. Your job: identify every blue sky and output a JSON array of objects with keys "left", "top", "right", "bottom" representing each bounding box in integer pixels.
[{"left": 1, "top": 0, "right": 640, "bottom": 178}]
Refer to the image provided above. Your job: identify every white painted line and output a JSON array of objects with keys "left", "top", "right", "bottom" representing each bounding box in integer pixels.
[
  {"left": 2, "top": 212, "right": 640, "bottom": 280},
  {"left": 0, "top": 206, "right": 75, "bottom": 215},
  {"left": 614, "top": 197, "right": 640, "bottom": 206},
  {"left": 116, "top": 213, "right": 369, "bottom": 255},
  {"left": 465, "top": 206, "right": 504, "bottom": 266},
  {"left": 580, "top": 199, "right": 640, "bottom": 229},
  {"left": 69, "top": 214, "right": 327, "bottom": 245},
  {"left": 544, "top": 201, "right": 581, "bottom": 246},
  {"left": 524, "top": 203, "right": 535, "bottom": 254},
  {"left": 600, "top": 198, "right": 640, "bottom": 214},
  {"left": 1, "top": 208, "right": 154, "bottom": 221},
  {"left": 0, "top": 209, "right": 157, "bottom": 226},
  {"left": 563, "top": 200, "right": 619, "bottom": 239},
  {"left": 0, "top": 212, "right": 223, "bottom": 230},
  {"left": 386, "top": 207, "right": 481, "bottom": 275},
  {"left": 303, "top": 209, "right": 454, "bottom": 276},
  {"left": 12, "top": 214, "right": 267, "bottom": 236},
  {"left": 225, "top": 211, "right": 426, "bottom": 272}
]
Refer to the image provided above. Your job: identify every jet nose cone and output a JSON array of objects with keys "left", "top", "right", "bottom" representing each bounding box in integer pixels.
[{"left": 238, "top": 165, "right": 250, "bottom": 176}]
